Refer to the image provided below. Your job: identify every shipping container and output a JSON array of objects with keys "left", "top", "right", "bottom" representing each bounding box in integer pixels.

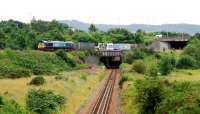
[
  {"left": 113, "top": 44, "right": 131, "bottom": 50},
  {"left": 106, "top": 43, "right": 114, "bottom": 50},
  {"left": 76, "top": 42, "right": 96, "bottom": 50}
]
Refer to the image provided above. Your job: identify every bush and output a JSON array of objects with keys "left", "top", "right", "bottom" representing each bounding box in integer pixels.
[
  {"left": 132, "top": 60, "right": 146, "bottom": 74},
  {"left": 29, "top": 76, "right": 45, "bottom": 86},
  {"left": 134, "top": 79, "right": 200, "bottom": 114},
  {"left": 0, "top": 97, "right": 28, "bottom": 114},
  {"left": 183, "top": 38, "right": 200, "bottom": 66},
  {"left": 0, "top": 96, "right": 3, "bottom": 105},
  {"left": 119, "top": 76, "right": 128, "bottom": 89},
  {"left": 133, "top": 49, "right": 146, "bottom": 60},
  {"left": 0, "top": 60, "right": 31, "bottom": 78},
  {"left": 56, "top": 50, "right": 76, "bottom": 67},
  {"left": 159, "top": 55, "right": 176, "bottom": 75},
  {"left": 125, "top": 49, "right": 146, "bottom": 64},
  {"left": 26, "top": 89, "right": 65, "bottom": 114},
  {"left": 156, "top": 82, "right": 200, "bottom": 114},
  {"left": 55, "top": 75, "right": 64, "bottom": 80},
  {"left": 80, "top": 73, "right": 87, "bottom": 80},
  {"left": 0, "top": 50, "right": 72, "bottom": 78},
  {"left": 177, "top": 55, "right": 196, "bottom": 69},
  {"left": 148, "top": 64, "right": 158, "bottom": 78},
  {"left": 135, "top": 79, "right": 164, "bottom": 114}
]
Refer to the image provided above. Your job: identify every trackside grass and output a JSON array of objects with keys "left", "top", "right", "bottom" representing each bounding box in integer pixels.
[{"left": 0, "top": 68, "right": 107, "bottom": 114}]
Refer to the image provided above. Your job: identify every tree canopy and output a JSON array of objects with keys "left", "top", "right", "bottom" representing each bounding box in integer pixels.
[{"left": 0, "top": 19, "right": 192, "bottom": 50}]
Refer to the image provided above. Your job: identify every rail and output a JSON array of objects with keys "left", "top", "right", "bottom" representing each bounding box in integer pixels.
[{"left": 90, "top": 69, "right": 117, "bottom": 114}]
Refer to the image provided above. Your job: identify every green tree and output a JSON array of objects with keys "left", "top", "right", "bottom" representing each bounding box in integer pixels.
[
  {"left": 184, "top": 38, "right": 200, "bottom": 66},
  {"left": 72, "top": 32, "right": 96, "bottom": 42},
  {"left": 107, "top": 28, "right": 135, "bottom": 43},
  {"left": 0, "top": 30, "right": 7, "bottom": 49},
  {"left": 159, "top": 55, "right": 176, "bottom": 75},
  {"left": 88, "top": 24, "right": 98, "bottom": 32},
  {"left": 135, "top": 29, "right": 145, "bottom": 43}
]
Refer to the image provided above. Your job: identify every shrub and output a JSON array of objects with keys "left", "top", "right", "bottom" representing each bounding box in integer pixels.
[
  {"left": 55, "top": 50, "right": 67, "bottom": 61},
  {"left": 26, "top": 89, "right": 65, "bottom": 114},
  {"left": 159, "top": 55, "right": 176, "bottom": 75},
  {"left": 56, "top": 50, "right": 76, "bottom": 67},
  {"left": 80, "top": 73, "right": 87, "bottom": 80},
  {"left": 133, "top": 49, "right": 146, "bottom": 60},
  {"left": 0, "top": 60, "right": 31, "bottom": 78},
  {"left": 134, "top": 79, "right": 200, "bottom": 114},
  {"left": 156, "top": 82, "right": 200, "bottom": 114},
  {"left": 29, "top": 76, "right": 45, "bottom": 86},
  {"left": 177, "top": 55, "right": 196, "bottom": 69},
  {"left": 132, "top": 60, "right": 146, "bottom": 74},
  {"left": 0, "top": 96, "right": 3, "bottom": 105},
  {"left": 148, "top": 64, "right": 158, "bottom": 78},
  {"left": 183, "top": 38, "right": 200, "bottom": 66},
  {"left": 135, "top": 79, "right": 164, "bottom": 114},
  {"left": 119, "top": 76, "right": 128, "bottom": 89},
  {"left": 125, "top": 49, "right": 146, "bottom": 64},
  {"left": 0, "top": 97, "right": 28, "bottom": 114},
  {"left": 0, "top": 50, "right": 71, "bottom": 78},
  {"left": 55, "top": 75, "right": 64, "bottom": 80}
]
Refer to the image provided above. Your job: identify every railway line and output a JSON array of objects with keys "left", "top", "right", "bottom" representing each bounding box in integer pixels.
[{"left": 89, "top": 69, "right": 118, "bottom": 114}]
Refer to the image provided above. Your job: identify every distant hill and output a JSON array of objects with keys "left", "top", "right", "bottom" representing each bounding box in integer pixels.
[{"left": 59, "top": 20, "right": 200, "bottom": 35}]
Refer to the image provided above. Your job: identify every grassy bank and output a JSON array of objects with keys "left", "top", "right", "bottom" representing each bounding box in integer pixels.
[
  {"left": 0, "top": 49, "right": 88, "bottom": 78},
  {"left": 0, "top": 68, "right": 106, "bottom": 114},
  {"left": 121, "top": 65, "right": 200, "bottom": 114}
]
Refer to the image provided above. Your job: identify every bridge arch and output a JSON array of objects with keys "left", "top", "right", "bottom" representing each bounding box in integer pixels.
[{"left": 97, "top": 50, "right": 123, "bottom": 69}]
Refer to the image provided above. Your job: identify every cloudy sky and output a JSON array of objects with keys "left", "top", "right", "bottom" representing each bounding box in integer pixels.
[{"left": 0, "top": 0, "right": 199, "bottom": 25}]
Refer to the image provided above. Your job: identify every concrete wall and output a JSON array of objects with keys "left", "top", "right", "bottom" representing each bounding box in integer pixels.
[
  {"left": 85, "top": 56, "right": 100, "bottom": 65},
  {"left": 148, "top": 41, "right": 170, "bottom": 51},
  {"left": 147, "top": 41, "right": 160, "bottom": 51},
  {"left": 159, "top": 41, "right": 170, "bottom": 51}
]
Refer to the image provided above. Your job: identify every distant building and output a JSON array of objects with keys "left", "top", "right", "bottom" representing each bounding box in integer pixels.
[
  {"left": 155, "top": 34, "right": 163, "bottom": 38},
  {"left": 69, "top": 27, "right": 75, "bottom": 32},
  {"left": 148, "top": 37, "right": 191, "bottom": 51}
]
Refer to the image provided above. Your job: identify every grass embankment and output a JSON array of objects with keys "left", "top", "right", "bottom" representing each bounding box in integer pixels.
[
  {"left": 121, "top": 64, "right": 200, "bottom": 114},
  {"left": 0, "top": 49, "right": 88, "bottom": 78},
  {"left": 0, "top": 68, "right": 106, "bottom": 114}
]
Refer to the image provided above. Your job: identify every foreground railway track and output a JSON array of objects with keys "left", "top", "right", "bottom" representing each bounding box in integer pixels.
[{"left": 90, "top": 69, "right": 118, "bottom": 114}]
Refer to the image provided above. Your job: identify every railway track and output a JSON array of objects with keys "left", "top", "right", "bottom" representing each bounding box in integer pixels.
[{"left": 90, "top": 69, "right": 117, "bottom": 114}]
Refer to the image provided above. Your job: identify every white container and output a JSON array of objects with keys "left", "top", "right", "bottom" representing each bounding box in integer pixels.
[
  {"left": 106, "top": 43, "right": 114, "bottom": 50},
  {"left": 113, "top": 44, "right": 131, "bottom": 50}
]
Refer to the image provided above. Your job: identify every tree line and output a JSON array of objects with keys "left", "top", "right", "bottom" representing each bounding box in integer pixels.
[{"left": 0, "top": 19, "right": 191, "bottom": 50}]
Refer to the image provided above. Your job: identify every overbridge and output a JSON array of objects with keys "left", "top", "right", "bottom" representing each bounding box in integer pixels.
[
  {"left": 97, "top": 50, "right": 123, "bottom": 69},
  {"left": 148, "top": 37, "right": 191, "bottom": 51}
]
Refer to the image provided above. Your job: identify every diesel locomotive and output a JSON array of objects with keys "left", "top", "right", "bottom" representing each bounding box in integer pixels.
[{"left": 37, "top": 41, "right": 76, "bottom": 51}]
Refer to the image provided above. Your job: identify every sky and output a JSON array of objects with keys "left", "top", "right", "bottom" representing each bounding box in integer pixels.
[{"left": 0, "top": 0, "right": 200, "bottom": 25}]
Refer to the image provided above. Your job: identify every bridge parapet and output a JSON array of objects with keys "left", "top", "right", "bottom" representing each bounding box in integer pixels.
[
  {"left": 97, "top": 50, "right": 123, "bottom": 57},
  {"left": 157, "top": 37, "right": 190, "bottom": 42}
]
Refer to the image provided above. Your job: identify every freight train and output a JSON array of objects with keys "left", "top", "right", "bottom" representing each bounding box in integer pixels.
[{"left": 37, "top": 40, "right": 138, "bottom": 51}]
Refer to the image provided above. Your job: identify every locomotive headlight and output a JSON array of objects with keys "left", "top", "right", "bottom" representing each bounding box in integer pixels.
[{"left": 38, "top": 43, "right": 45, "bottom": 49}]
